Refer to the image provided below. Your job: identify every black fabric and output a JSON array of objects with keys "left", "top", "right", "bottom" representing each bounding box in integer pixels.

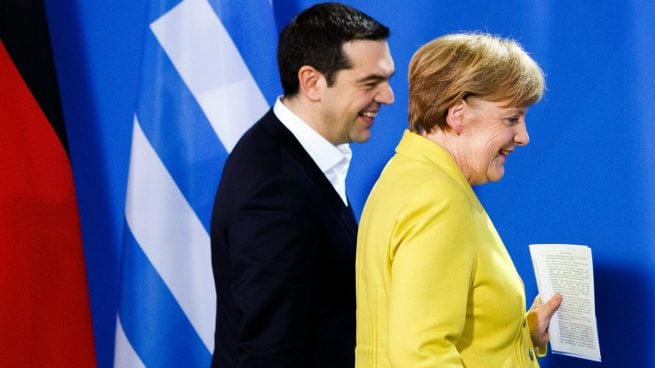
[
  {"left": 0, "top": 0, "right": 68, "bottom": 153},
  {"left": 211, "top": 110, "right": 357, "bottom": 367}
]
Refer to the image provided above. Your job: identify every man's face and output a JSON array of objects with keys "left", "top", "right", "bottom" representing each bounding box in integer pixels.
[{"left": 319, "top": 40, "right": 395, "bottom": 145}]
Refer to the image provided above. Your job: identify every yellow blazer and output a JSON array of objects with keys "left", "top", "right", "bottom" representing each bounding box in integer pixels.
[{"left": 356, "top": 130, "right": 540, "bottom": 368}]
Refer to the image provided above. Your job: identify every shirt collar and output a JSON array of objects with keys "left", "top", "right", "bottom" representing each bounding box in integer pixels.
[{"left": 273, "top": 97, "right": 352, "bottom": 175}]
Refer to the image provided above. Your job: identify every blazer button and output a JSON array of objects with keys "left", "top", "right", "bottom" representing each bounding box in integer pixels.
[{"left": 529, "top": 349, "right": 534, "bottom": 361}]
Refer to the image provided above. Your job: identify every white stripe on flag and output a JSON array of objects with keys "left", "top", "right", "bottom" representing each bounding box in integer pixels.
[
  {"left": 125, "top": 116, "right": 216, "bottom": 351},
  {"left": 114, "top": 316, "right": 146, "bottom": 368},
  {"left": 150, "top": 0, "right": 269, "bottom": 152}
]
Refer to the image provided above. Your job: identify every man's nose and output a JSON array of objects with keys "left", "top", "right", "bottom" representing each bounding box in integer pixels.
[{"left": 376, "top": 82, "right": 394, "bottom": 105}]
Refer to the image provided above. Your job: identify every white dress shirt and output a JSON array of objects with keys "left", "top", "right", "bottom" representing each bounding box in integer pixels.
[{"left": 273, "top": 97, "right": 352, "bottom": 206}]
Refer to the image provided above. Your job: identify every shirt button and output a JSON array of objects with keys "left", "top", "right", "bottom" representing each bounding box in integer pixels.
[{"left": 529, "top": 349, "right": 534, "bottom": 360}]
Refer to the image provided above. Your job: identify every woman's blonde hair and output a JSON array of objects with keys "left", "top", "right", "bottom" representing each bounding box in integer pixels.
[{"left": 408, "top": 33, "right": 545, "bottom": 133}]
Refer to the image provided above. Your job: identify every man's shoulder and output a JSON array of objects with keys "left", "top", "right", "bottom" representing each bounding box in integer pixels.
[
  {"left": 230, "top": 111, "right": 287, "bottom": 155},
  {"left": 220, "top": 112, "right": 306, "bottom": 183}
]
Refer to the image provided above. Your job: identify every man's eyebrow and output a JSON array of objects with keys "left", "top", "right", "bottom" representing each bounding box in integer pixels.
[{"left": 357, "top": 71, "right": 395, "bottom": 83}]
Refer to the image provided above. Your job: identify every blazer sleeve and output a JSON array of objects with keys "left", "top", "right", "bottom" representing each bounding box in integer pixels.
[
  {"left": 226, "top": 175, "right": 319, "bottom": 367},
  {"left": 386, "top": 181, "right": 477, "bottom": 368}
]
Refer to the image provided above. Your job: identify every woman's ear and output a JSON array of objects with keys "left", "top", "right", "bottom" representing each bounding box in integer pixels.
[
  {"left": 297, "top": 66, "right": 324, "bottom": 101},
  {"left": 446, "top": 100, "right": 466, "bottom": 134}
]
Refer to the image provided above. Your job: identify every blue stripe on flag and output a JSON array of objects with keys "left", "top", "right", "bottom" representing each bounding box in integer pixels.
[
  {"left": 144, "top": 0, "right": 183, "bottom": 23},
  {"left": 136, "top": 31, "right": 227, "bottom": 231},
  {"left": 118, "top": 227, "right": 212, "bottom": 367},
  {"left": 208, "top": 0, "right": 280, "bottom": 104}
]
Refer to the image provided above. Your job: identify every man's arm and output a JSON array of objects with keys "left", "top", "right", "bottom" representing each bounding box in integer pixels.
[{"left": 227, "top": 175, "right": 318, "bottom": 367}]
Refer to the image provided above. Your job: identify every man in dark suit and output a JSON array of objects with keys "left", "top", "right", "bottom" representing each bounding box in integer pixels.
[{"left": 210, "top": 3, "right": 394, "bottom": 367}]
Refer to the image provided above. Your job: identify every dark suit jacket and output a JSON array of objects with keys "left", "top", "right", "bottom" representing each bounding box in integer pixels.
[{"left": 211, "top": 109, "right": 358, "bottom": 367}]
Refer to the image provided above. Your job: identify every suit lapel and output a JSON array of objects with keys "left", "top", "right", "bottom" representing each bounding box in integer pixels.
[
  {"left": 260, "top": 111, "right": 357, "bottom": 239},
  {"left": 342, "top": 201, "right": 358, "bottom": 236}
]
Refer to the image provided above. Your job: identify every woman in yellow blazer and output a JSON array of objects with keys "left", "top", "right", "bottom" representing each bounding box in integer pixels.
[{"left": 356, "top": 33, "right": 562, "bottom": 368}]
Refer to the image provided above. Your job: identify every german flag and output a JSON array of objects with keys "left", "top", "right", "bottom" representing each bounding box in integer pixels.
[{"left": 0, "top": 1, "right": 97, "bottom": 366}]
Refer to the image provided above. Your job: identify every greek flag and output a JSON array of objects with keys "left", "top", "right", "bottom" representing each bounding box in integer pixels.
[{"left": 114, "top": 0, "right": 277, "bottom": 366}]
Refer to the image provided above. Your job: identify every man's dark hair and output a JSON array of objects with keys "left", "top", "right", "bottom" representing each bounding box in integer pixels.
[{"left": 277, "top": 2, "right": 390, "bottom": 96}]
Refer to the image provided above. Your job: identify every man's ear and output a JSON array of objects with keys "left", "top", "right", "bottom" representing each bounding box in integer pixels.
[
  {"left": 446, "top": 100, "right": 466, "bottom": 134},
  {"left": 297, "top": 66, "right": 324, "bottom": 101}
]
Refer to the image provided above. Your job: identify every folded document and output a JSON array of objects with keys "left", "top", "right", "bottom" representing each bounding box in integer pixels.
[{"left": 529, "top": 243, "right": 601, "bottom": 362}]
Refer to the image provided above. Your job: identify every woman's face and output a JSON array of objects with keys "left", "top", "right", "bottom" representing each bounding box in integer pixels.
[{"left": 454, "top": 97, "right": 530, "bottom": 185}]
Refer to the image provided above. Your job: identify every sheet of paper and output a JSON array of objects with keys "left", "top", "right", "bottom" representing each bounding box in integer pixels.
[{"left": 529, "top": 244, "right": 601, "bottom": 362}]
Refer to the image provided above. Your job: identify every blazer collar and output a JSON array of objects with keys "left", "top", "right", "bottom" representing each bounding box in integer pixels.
[{"left": 395, "top": 129, "right": 475, "bottom": 197}]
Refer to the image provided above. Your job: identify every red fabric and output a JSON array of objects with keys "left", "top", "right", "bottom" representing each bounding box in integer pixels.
[{"left": 0, "top": 41, "right": 97, "bottom": 367}]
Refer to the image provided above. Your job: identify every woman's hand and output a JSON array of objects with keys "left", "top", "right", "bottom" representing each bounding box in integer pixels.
[{"left": 527, "top": 293, "right": 562, "bottom": 348}]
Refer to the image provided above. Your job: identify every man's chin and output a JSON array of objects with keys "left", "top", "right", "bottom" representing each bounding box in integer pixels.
[
  {"left": 352, "top": 138, "right": 370, "bottom": 144},
  {"left": 351, "top": 131, "right": 372, "bottom": 144}
]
